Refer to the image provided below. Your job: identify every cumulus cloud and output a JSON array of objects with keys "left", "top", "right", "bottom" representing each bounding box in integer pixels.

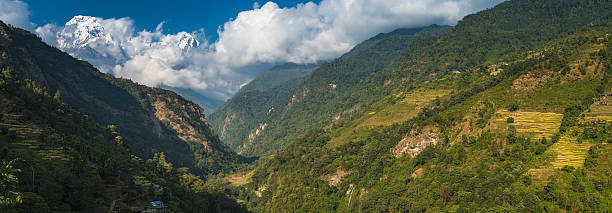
[
  {"left": 32, "top": 0, "right": 503, "bottom": 102},
  {"left": 213, "top": 0, "right": 503, "bottom": 67},
  {"left": 0, "top": 0, "right": 35, "bottom": 30}
]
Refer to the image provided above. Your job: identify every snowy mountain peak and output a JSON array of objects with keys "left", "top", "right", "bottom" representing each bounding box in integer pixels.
[
  {"left": 59, "top": 15, "right": 115, "bottom": 49},
  {"left": 162, "top": 31, "right": 200, "bottom": 50}
]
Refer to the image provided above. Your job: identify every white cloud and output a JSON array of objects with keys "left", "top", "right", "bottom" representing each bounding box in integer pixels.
[
  {"left": 213, "top": 0, "right": 503, "bottom": 67},
  {"left": 0, "top": 0, "right": 35, "bottom": 30},
  {"left": 29, "top": 0, "right": 503, "bottom": 102}
]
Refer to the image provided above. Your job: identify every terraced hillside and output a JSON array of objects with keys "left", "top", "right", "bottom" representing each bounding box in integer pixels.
[
  {"left": 550, "top": 135, "right": 595, "bottom": 169},
  {"left": 327, "top": 88, "right": 452, "bottom": 147},
  {"left": 235, "top": 3, "right": 612, "bottom": 211},
  {"left": 490, "top": 110, "right": 563, "bottom": 140}
]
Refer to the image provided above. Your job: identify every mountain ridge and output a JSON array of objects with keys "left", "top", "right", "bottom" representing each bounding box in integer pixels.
[
  {"left": 0, "top": 20, "right": 242, "bottom": 177},
  {"left": 220, "top": 24, "right": 452, "bottom": 156}
]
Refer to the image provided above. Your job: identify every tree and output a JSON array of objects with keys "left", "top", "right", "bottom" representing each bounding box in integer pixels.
[
  {"left": 149, "top": 153, "right": 173, "bottom": 177},
  {"left": 114, "top": 136, "right": 123, "bottom": 145},
  {"left": 508, "top": 103, "right": 519, "bottom": 112},
  {"left": 0, "top": 160, "right": 22, "bottom": 206},
  {"left": 53, "top": 90, "right": 61, "bottom": 103}
]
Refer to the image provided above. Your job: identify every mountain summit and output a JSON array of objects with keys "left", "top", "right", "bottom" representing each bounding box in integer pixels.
[{"left": 49, "top": 15, "right": 200, "bottom": 73}]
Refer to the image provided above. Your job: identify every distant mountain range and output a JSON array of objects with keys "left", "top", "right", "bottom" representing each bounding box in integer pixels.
[{"left": 35, "top": 15, "right": 226, "bottom": 113}]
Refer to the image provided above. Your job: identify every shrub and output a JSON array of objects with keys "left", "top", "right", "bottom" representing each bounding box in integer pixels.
[
  {"left": 507, "top": 117, "right": 515, "bottom": 123},
  {"left": 561, "top": 165, "right": 574, "bottom": 173},
  {"left": 535, "top": 145, "right": 546, "bottom": 155},
  {"left": 508, "top": 103, "right": 519, "bottom": 112}
]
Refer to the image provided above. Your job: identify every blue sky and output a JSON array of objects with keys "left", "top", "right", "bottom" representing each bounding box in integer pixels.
[
  {"left": 2, "top": 0, "right": 504, "bottom": 103},
  {"left": 24, "top": 0, "right": 321, "bottom": 41}
]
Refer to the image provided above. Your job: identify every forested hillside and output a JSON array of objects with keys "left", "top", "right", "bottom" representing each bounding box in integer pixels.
[
  {"left": 209, "top": 63, "right": 319, "bottom": 154},
  {"left": 0, "top": 21, "right": 244, "bottom": 177},
  {"left": 0, "top": 68, "right": 247, "bottom": 212},
  {"left": 243, "top": 24, "right": 612, "bottom": 213},
  {"left": 225, "top": 25, "right": 452, "bottom": 156},
  {"left": 232, "top": 0, "right": 612, "bottom": 159},
  {"left": 217, "top": 0, "right": 612, "bottom": 211}
]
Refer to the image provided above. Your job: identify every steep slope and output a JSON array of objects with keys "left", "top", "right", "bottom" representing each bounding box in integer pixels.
[
  {"left": 0, "top": 21, "right": 242, "bottom": 176},
  {"left": 244, "top": 25, "right": 612, "bottom": 213},
  {"left": 209, "top": 63, "right": 318, "bottom": 153},
  {"left": 0, "top": 68, "right": 247, "bottom": 212},
  {"left": 41, "top": 15, "right": 225, "bottom": 113},
  {"left": 233, "top": 25, "right": 452, "bottom": 156},
  {"left": 240, "top": 0, "right": 612, "bottom": 158},
  {"left": 233, "top": 0, "right": 612, "bottom": 211}
]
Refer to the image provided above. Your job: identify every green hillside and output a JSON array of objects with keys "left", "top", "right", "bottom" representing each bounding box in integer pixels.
[
  {"left": 0, "top": 68, "right": 247, "bottom": 212},
  {"left": 241, "top": 25, "right": 612, "bottom": 213},
  {"left": 236, "top": 0, "right": 612, "bottom": 159},
  {"left": 209, "top": 63, "right": 318, "bottom": 153},
  {"left": 210, "top": 0, "right": 612, "bottom": 211},
  {"left": 230, "top": 25, "right": 452, "bottom": 156},
  {"left": 0, "top": 21, "right": 244, "bottom": 177}
]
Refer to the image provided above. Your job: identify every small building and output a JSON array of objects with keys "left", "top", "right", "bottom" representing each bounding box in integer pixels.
[{"left": 142, "top": 201, "right": 167, "bottom": 212}]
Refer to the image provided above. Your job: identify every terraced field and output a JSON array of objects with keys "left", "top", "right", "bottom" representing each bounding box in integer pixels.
[
  {"left": 527, "top": 132, "right": 595, "bottom": 184},
  {"left": 1, "top": 114, "right": 68, "bottom": 162},
  {"left": 225, "top": 171, "right": 254, "bottom": 186},
  {"left": 490, "top": 110, "right": 563, "bottom": 140},
  {"left": 358, "top": 89, "right": 451, "bottom": 127},
  {"left": 328, "top": 89, "right": 450, "bottom": 147},
  {"left": 549, "top": 135, "right": 594, "bottom": 169},
  {"left": 584, "top": 94, "right": 612, "bottom": 122}
]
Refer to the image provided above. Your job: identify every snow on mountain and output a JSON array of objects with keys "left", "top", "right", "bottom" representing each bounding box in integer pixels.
[
  {"left": 161, "top": 31, "right": 200, "bottom": 49},
  {"left": 59, "top": 15, "right": 116, "bottom": 49},
  {"left": 44, "top": 15, "right": 201, "bottom": 74}
]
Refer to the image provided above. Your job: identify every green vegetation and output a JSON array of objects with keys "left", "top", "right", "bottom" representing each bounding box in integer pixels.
[
  {"left": 3, "top": 0, "right": 612, "bottom": 212},
  {"left": 209, "top": 63, "right": 319, "bottom": 154},
  {"left": 221, "top": 25, "right": 452, "bottom": 157},
  {"left": 0, "top": 68, "right": 247, "bottom": 212},
  {"left": 0, "top": 21, "right": 245, "bottom": 177},
  {"left": 224, "top": 1, "right": 612, "bottom": 211}
]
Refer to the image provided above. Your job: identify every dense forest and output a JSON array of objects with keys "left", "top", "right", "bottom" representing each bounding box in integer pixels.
[
  {"left": 209, "top": 63, "right": 319, "bottom": 154},
  {"left": 0, "top": 68, "right": 247, "bottom": 212}
]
